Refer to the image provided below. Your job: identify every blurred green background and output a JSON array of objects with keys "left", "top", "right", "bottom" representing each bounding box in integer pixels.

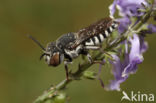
[{"left": 0, "top": 0, "right": 156, "bottom": 103}]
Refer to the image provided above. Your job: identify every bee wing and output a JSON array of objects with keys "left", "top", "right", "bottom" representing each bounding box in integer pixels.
[{"left": 71, "top": 17, "right": 115, "bottom": 49}]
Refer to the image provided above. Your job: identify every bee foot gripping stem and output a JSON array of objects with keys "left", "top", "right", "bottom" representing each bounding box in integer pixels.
[{"left": 87, "top": 54, "right": 105, "bottom": 65}]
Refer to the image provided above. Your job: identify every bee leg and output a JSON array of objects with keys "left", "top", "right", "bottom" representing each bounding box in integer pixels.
[
  {"left": 86, "top": 53, "right": 105, "bottom": 65},
  {"left": 87, "top": 53, "right": 93, "bottom": 63},
  {"left": 85, "top": 46, "right": 100, "bottom": 50},
  {"left": 86, "top": 54, "right": 102, "bottom": 64},
  {"left": 64, "top": 61, "right": 72, "bottom": 80},
  {"left": 81, "top": 48, "right": 104, "bottom": 65},
  {"left": 85, "top": 45, "right": 105, "bottom": 53},
  {"left": 84, "top": 46, "right": 104, "bottom": 65},
  {"left": 64, "top": 64, "right": 69, "bottom": 80}
]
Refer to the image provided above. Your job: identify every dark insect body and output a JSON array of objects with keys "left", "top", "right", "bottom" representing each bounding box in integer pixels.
[{"left": 27, "top": 17, "right": 119, "bottom": 79}]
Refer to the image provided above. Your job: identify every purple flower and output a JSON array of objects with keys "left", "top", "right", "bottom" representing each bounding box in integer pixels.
[
  {"left": 139, "top": 24, "right": 156, "bottom": 35},
  {"left": 109, "top": 0, "right": 147, "bottom": 17},
  {"left": 108, "top": 55, "right": 127, "bottom": 91},
  {"left": 108, "top": 34, "right": 147, "bottom": 91},
  {"left": 139, "top": 36, "right": 148, "bottom": 53},
  {"left": 117, "top": 17, "right": 131, "bottom": 34},
  {"left": 148, "top": 24, "right": 156, "bottom": 33},
  {"left": 123, "top": 34, "right": 144, "bottom": 75}
]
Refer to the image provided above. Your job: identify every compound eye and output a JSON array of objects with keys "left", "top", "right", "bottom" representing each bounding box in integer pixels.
[{"left": 49, "top": 53, "right": 60, "bottom": 67}]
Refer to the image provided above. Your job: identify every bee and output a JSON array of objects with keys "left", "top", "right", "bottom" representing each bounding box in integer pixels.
[{"left": 27, "top": 17, "right": 119, "bottom": 80}]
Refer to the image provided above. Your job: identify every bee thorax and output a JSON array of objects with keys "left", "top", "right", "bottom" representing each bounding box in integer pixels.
[{"left": 64, "top": 45, "right": 83, "bottom": 59}]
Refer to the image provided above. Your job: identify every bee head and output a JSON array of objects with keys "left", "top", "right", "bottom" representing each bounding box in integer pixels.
[
  {"left": 40, "top": 42, "right": 63, "bottom": 67},
  {"left": 26, "top": 34, "right": 64, "bottom": 67}
]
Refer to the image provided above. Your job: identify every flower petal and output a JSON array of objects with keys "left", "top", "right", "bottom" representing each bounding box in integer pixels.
[
  {"left": 117, "top": 17, "right": 131, "bottom": 34},
  {"left": 108, "top": 34, "right": 147, "bottom": 91},
  {"left": 109, "top": 55, "right": 127, "bottom": 91},
  {"left": 109, "top": 0, "right": 148, "bottom": 17},
  {"left": 109, "top": 0, "right": 118, "bottom": 17},
  {"left": 123, "top": 34, "right": 143, "bottom": 75},
  {"left": 148, "top": 24, "right": 156, "bottom": 33}
]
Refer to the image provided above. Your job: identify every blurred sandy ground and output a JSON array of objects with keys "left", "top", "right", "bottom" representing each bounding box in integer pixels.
[{"left": 0, "top": 0, "right": 156, "bottom": 103}]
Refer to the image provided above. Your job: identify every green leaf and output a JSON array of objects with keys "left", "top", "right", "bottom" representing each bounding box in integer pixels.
[
  {"left": 53, "top": 93, "right": 66, "bottom": 103},
  {"left": 83, "top": 71, "right": 97, "bottom": 79}
]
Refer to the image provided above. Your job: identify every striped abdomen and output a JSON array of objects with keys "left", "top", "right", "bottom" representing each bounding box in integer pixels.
[{"left": 85, "top": 21, "right": 118, "bottom": 46}]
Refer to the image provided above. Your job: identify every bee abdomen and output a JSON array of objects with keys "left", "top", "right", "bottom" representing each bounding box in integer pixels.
[{"left": 85, "top": 22, "right": 118, "bottom": 46}]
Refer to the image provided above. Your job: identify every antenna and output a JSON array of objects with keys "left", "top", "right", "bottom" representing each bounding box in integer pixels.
[
  {"left": 40, "top": 53, "right": 47, "bottom": 60},
  {"left": 25, "top": 34, "right": 46, "bottom": 51}
]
